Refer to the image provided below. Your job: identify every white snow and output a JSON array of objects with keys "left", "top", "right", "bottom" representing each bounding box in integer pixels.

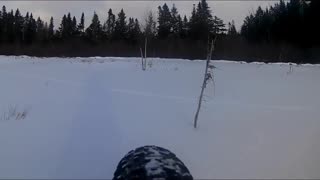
[
  {"left": 0, "top": 56, "right": 320, "bottom": 179},
  {"left": 145, "top": 158, "right": 165, "bottom": 176}
]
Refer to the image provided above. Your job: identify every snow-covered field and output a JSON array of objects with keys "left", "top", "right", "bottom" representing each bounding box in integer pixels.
[{"left": 0, "top": 56, "right": 319, "bottom": 179}]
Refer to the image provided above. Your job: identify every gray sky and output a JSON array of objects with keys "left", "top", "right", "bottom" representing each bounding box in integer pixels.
[{"left": 2, "top": 1, "right": 276, "bottom": 30}]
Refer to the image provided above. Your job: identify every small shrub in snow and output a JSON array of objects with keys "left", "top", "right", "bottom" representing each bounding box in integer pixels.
[
  {"left": 148, "top": 60, "right": 153, "bottom": 68},
  {"left": 1, "top": 105, "right": 29, "bottom": 121},
  {"left": 287, "top": 63, "right": 293, "bottom": 74}
]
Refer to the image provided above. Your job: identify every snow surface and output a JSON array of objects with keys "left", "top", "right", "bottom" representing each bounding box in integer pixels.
[{"left": 0, "top": 56, "right": 320, "bottom": 179}]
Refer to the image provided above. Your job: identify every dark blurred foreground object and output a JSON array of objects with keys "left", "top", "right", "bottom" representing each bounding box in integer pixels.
[{"left": 113, "top": 145, "right": 193, "bottom": 180}]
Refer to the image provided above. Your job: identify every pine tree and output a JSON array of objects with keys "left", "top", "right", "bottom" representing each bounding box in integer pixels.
[
  {"left": 180, "top": 15, "right": 188, "bottom": 38},
  {"left": 1, "top": 6, "right": 8, "bottom": 42},
  {"left": 177, "top": 15, "right": 183, "bottom": 37},
  {"left": 36, "top": 16, "right": 48, "bottom": 42},
  {"left": 59, "top": 14, "right": 67, "bottom": 38},
  {"left": 188, "top": 0, "right": 215, "bottom": 40},
  {"left": 157, "top": 3, "right": 171, "bottom": 38},
  {"left": 144, "top": 11, "right": 156, "bottom": 38},
  {"left": 188, "top": 4, "right": 198, "bottom": 39},
  {"left": 134, "top": 18, "right": 141, "bottom": 36},
  {"left": 72, "top": 16, "right": 78, "bottom": 35},
  {"left": 36, "top": 17, "right": 44, "bottom": 31},
  {"left": 171, "top": 4, "right": 180, "bottom": 37},
  {"left": 78, "top": 12, "right": 85, "bottom": 33},
  {"left": 66, "top": 13, "right": 72, "bottom": 37},
  {"left": 7, "top": 10, "right": 15, "bottom": 42},
  {"left": 227, "top": 20, "right": 237, "bottom": 36},
  {"left": 198, "top": 0, "right": 214, "bottom": 35},
  {"left": 48, "top": 17, "right": 54, "bottom": 39},
  {"left": 43, "top": 22, "right": 49, "bottom": 40},
  {"left": 85, "top": 12, "right": 102, "bottom": 42},
  {"left": 105, "top": 9, "right": 115, "bottom": 39},
  {"left": 127, "top": 17, "right": 141, "bottom": 43},
  {"left": 127, "top": 17, "right": 134, "bottom": 40},
  {"left": 14, "top": 9, "right": 24, "bottom": 42},
  {"left": 212, "top": 16, "right": 226, "bottom": 34},
  {"left": 0, "top": 8, "right": 3, "bottom": 42},
  {"left": 2, "top": 6, "right": 7, "bottom": 21},
  {"left": 22, "top": 12, "right": 30, "bottom": 42},
  {"left": 25, "top": 13, "right": 37, "bottom": 43},
  {"left": 114, "top": 9, "right": 127, "bottom": 40},
  {"left": 308, "top": 0, "right": 320, "bottom": 44}
]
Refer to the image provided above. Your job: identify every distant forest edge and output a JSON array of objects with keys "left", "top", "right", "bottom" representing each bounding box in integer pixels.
[{"left": 0, "top": 0, "right": 319, "bottom": 63}]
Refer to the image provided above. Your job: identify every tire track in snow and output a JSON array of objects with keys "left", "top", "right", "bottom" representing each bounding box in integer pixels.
[
  {"left": 111, "top": 89, "right": 317, "bottom": 112},
  {"left": 53, "top": 69, "right": 123, "bottom": 179},
  {"left": 111, "top": 88, "right": 195, "bottom": 102}
]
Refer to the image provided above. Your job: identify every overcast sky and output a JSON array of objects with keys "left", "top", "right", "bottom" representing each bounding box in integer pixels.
[{"left": 2, "top": 1, "right": 276, "bottom": 30}]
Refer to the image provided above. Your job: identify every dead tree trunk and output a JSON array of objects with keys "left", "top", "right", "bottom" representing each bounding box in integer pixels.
[
  {"left": 140, "top": 47, "right": 145, "bottom": 70},
  {"left": 194, "top": 36, "right": 217, "bottom": 129},
  {"left": 144, "top": 37, "right": 147, "bottom": 70},
  {"left": 140, "top": 37, "right": 148, "bottom": 71},
  {"left": 287, "top": 63, "right": 293, "bottom": 74}
]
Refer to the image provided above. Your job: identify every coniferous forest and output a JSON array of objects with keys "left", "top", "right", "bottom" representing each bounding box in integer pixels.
[{"left": 0, "top": 0, "right": 319, "bottom": 63}]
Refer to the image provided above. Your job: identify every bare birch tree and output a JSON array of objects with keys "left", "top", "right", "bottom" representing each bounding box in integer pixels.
[{"left": 140, "top": 10, "right": 156, "bottom": 71}]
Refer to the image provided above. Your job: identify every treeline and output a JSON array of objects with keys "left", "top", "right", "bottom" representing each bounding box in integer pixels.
[
  {"left": 240, "top": 0, "right": 320, "bottom": 62},
  {"left": 241, "top": 0, "right": 319, "bottom": 46},
  {"left": 0, "top": 0, "right": 229, "bottom": 44},
  {"left": 0, "top": 0, "right": 236, "bottom": 60},
  {"left": 0, "top": 0, "right": 320, "bottom": 63}
]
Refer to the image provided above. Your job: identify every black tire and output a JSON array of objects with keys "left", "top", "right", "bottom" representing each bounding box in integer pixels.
[{"left": 113, "top": 145, "right": 193, "bottom": 180}]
